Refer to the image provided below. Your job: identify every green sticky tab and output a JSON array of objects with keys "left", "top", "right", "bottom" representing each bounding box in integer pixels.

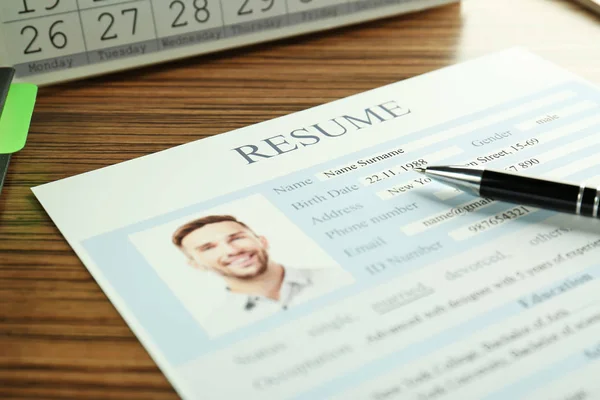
[{"left": 0, "top": 83, "right": 38, "bottom": 154}]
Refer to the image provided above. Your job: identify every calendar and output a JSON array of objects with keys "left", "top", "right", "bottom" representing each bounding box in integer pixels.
[{"left": 0, "top": 0, "right": 457, "bottom": 86}]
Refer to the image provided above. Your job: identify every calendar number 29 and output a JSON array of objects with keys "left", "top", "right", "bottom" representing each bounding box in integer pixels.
[{"left": 238, "top": 0, "right": 275, "bottom": 15}]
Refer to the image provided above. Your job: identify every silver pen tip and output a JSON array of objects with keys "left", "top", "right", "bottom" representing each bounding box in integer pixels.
[{"left": 413, "top": 167, "right": 427, "bottom": 174}]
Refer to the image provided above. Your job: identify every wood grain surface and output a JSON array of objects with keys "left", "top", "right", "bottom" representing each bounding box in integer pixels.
[{"left": 1, "top": 0, "right": 600, "bottom": 398}]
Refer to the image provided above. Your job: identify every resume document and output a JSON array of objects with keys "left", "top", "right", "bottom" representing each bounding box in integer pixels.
[{"left": 33, "top": 48, "right": 600, "bottom": 399}]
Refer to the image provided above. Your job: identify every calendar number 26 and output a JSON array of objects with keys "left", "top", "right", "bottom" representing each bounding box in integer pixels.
[{"left": 21, "top": 21, "right": 67, "bottom": 55}]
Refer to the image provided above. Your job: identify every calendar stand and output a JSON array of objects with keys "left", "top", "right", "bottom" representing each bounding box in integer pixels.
[{"left": 1, "top": 0, "right": 458, "bottom": 86}]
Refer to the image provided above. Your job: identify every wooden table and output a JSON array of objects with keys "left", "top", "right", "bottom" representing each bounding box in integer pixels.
[{"left": 1, "top": 0, "right": 599, "bottom": 398}]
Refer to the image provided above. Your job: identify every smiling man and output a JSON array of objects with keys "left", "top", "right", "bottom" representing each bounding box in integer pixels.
[{"left": 172, "top": 214, "right": 353, "bottom": 335}]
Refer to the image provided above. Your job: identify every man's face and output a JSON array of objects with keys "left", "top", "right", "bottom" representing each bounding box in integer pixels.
[{"left": 181, "top": 221, "right": 270, "bottom": 279}]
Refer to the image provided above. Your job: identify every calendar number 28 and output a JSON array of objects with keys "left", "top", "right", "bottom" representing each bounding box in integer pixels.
[
  {"left": 170, "top": 0, "right": 210, "bottom": 28},
  {"left": 18, "top": 0, "right": 60, "bottom": 14}
]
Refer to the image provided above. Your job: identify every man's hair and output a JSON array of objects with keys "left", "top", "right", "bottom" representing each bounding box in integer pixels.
[{"left": 172, "top": 215, "right": 253, "bottom": 248}]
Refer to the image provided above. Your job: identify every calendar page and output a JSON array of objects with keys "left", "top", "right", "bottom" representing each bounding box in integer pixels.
[{"left": 0, "top": 0, "right": 458, "bottom": 86}]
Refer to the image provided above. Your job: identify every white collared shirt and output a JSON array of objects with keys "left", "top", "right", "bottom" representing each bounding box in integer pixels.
[{"left": 201, "top": 266, "right": 353, "bottom": 338}]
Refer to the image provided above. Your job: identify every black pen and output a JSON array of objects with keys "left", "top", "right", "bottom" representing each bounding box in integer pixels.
[{"left": 414, "top": 165, "right": 600, "bottom": 218}]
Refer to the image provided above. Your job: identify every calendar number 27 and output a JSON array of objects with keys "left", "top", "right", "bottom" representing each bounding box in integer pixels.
[{"left": 99, "top": 8, "right": 138, "bottom": 41}]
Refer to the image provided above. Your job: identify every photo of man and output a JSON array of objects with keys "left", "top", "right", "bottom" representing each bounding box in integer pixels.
[
  {"left": 129, "top": 194, "right": 354, "bottom": 337},
  {"left": 172, "top": 214, "right": 350, "bottom": 318}
]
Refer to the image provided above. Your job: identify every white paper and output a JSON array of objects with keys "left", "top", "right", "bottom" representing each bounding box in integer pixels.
[{"left": 33, "top": 48, "right": 600, "bottom": 399}]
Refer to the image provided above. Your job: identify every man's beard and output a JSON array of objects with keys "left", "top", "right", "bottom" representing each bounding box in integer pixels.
[{"left": 225, "top": 249, "right": 269, "bottom": 280}]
